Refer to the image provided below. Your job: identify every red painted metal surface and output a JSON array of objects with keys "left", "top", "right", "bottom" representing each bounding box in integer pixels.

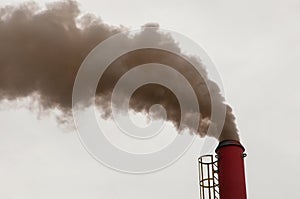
[{"left": 215, "top": 140, "right": 247, "bottom": 199}]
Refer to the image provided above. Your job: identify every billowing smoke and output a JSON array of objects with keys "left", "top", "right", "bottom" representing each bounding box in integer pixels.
[{"left": 0, "top": 0, "right": 238, "bottom": 141}]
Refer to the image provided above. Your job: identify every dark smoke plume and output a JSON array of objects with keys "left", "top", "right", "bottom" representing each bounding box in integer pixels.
[{"left": 0, "top": 0, "right": 239, "bottom": 141}]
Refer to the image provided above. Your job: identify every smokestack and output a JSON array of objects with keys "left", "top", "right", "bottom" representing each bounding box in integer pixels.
[
  {"left": 198, "top": 140, "right": 247, "bottom": 199},
  {"left": 215, "top": 140, "right": 247, "bottom": 199}
]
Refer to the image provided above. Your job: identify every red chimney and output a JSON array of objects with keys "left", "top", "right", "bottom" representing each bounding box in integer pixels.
[
  {"left": 216, "top": 140, "right": 247, "bottom": 199},
  {"left": 198, "top": 140, "right": 247, "bottom": 199}
]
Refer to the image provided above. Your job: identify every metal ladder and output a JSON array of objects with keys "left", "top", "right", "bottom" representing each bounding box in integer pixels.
[{"left": 198, "top": 155, "right": 219, "bottom": 199}]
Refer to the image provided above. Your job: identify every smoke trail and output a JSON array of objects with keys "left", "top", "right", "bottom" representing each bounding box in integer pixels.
[{"left": 0, "top": 0, "right": 238, "bottom": 141}]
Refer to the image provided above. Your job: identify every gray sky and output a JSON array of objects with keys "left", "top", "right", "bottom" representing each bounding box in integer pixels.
[{"left": 0, "top": 0, "right": 300, "bottom": 198}]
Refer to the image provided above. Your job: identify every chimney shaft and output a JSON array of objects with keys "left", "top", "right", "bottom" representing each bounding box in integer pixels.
[{"left": 215, "top": 140, "right": 247, "bottom": 199}]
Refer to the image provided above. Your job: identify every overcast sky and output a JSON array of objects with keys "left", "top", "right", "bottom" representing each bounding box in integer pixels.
[{"left": 0, "top": 0, "right": 300, "bottom": 198}]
